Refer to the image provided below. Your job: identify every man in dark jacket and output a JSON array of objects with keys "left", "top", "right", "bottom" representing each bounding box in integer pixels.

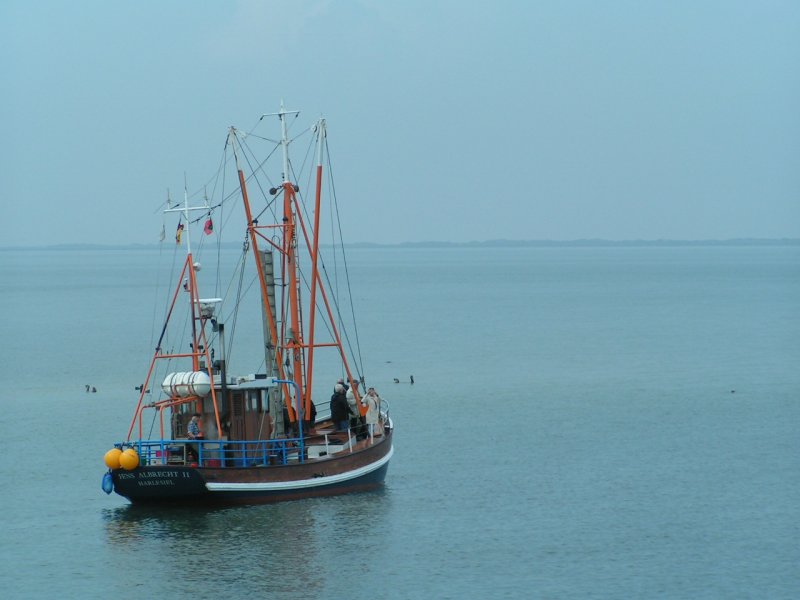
[{"left": 330, "top": 384, "right": 349, "bottom": 431}]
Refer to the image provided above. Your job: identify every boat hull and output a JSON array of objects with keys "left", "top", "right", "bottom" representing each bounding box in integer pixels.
[{"left": 110, "top": 433, "right": 393, "bottom": 506}]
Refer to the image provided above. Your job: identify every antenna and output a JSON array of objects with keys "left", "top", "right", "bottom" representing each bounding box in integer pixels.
[
  {"left": 261, "top": 101, "right": 300, "bottom": 185},
  {"left": 164, "top": 175, "right": 211, "bottom": 256}
]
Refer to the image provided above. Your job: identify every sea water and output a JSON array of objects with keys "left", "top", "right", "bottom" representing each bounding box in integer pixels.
[{"left": 0, "top": 244, "right": 797, "bottom": 599}]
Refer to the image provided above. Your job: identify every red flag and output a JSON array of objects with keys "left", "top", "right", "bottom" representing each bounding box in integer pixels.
[
  {"left": 176, "top": 222, "right": 184, "bottom": 244},
  {"left": 204, "top": 218, "right": 213, "bottom": 235}
]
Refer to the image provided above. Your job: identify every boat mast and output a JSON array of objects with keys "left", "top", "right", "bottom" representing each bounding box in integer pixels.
[
  {"left": 304, "top": 118, "right": 325, "bottom": 420},
  {"left": 161, "top": 187, "right": 223, "bottom": 437},
  {"left": 277, "top": 103, "right": 307, "bottom": 424},
  {"left": 165, "top": 187, "right": 199, "bottom": 369}
]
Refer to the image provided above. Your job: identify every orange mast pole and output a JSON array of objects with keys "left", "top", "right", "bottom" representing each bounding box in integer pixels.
[
  {"left": 284, "top": 181, "right": 305, "bottom": 421},
  {"left": 186, "top": 260, "right": 222, "bottom": 437},
  {"left": 304, "top": 119, "right": 325, "bottom": 421},
  {"left": 186, "top": 251, "right": 199, "bottom": 373}
]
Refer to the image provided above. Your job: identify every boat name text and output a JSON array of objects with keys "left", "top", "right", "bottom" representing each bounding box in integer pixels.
[{"left": 118, "top": 470, "right": 191, "bottom": 486}]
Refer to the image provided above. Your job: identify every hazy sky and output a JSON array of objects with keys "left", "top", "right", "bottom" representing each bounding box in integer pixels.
[{"left": 2, "top": 1, "right": 798, "bottom": 246}]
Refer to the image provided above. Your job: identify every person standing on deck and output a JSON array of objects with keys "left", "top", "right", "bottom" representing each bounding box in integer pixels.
[
  {"left": 346, "top": 385, "right": 364, "bottom": 434},
  {"left": 330, "top": 384, "right": 349, "bottom": 432},
  {"left": 187, "top": 413, "right": 204, "bottom": 439},
  {"left": 187, "top": 413, "right": 204, "bottom": 461},
  {"left": 361, "top": 387, "right": 381, "bottom": 443}
]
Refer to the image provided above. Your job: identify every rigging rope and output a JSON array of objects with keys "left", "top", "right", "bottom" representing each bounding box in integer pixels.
[{"left": 323, "top": 135, "right": 366, "bottom": 379}]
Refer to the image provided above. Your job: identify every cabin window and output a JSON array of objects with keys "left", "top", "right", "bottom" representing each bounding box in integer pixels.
[
  {"left": 248, "top": 390, "right": 262, "bottom": 412},
  {"left": 174, "top": 413, "right": 185, "bottom": 437}
]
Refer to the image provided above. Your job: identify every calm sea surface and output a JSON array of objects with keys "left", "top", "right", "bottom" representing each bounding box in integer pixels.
[{"left": 0, "top": 244, "right": 798, "bottom": 599}]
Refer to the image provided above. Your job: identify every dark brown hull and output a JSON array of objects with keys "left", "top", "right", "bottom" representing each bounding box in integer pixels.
[{"left": 110, "top": 430, "right": 393, "bottom": 505}]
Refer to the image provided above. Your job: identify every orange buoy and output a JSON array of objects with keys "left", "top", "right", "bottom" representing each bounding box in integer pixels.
[
  {"left": 104, "top": 448, "right": 122, "bottom": 469},
  {"left": 119, "top": 448, "right": 140, "bottom": 470}
]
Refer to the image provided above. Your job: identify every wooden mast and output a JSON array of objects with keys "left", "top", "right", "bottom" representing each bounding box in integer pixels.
[
  {"left": 304, "top": 118, "right": 325, "bottom": 423},
  {"left": 277, "top": 104, "right": 306, "bottom": 427}
]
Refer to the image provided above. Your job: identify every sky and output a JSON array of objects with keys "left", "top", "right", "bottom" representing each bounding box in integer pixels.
[{"left": 2, "top": 0, "right": 799, "bottom": 246}]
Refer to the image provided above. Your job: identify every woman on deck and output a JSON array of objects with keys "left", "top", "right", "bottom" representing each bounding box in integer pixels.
[{"left": 361, "top": 388, "right": 381, "bottom": 443}]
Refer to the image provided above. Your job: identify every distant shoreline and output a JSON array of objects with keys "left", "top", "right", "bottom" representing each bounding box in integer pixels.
[{"left": 2, "top": 238, "right": 798, "bottom": 251}]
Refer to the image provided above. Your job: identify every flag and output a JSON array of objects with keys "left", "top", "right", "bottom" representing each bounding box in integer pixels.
[
  {"left": 176, "top": 222, "right": 184, "bottom": 244},
  {"left": 204, "top": 217, "right": 213, "bottom": 235}
]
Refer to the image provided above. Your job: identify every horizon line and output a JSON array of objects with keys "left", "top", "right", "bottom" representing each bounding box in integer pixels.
[{"left": 2, "top": 237, "right": 799, "bottom": 251}]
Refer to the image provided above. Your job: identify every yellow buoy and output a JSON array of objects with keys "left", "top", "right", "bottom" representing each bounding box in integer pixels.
[
  {"left": 119, "top": 448, "right": 140, "bottom": 470},
  {"left": 104, "top": 448, "right": 122, "bottom": 469}
]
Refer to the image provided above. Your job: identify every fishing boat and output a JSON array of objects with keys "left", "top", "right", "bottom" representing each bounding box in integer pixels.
[{"left": 101, "top": 104, "right": 394, "bottom": 505}]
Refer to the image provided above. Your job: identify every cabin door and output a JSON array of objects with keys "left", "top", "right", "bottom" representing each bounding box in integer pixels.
[{"left": 230, "top": 392, "right": 246, "bottom": 440}]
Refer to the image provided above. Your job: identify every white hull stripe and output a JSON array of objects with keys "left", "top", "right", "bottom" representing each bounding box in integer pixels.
[{"left": 205, "top": 445, "right": 394, "bottom": 492}]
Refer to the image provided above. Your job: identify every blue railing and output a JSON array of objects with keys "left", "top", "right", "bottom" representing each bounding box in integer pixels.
[
  {"left": 118, "top": 410, "right": 389, "bottom": 468},
  {"left": 117, "top": 438, "right": 305, "bottom": 468}
]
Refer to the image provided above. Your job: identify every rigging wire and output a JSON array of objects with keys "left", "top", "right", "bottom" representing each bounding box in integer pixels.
[
  {"left": 223, "top": 234, "right": 250, "bottom": 368},
  {"left": 149, "top": 197, "right": 170, "bottom": 354},
  {"left": 146, "top": 407, "right": 159, "bottom": 439},
  {"left": 281, "top": 127, "right": 366, "bottom": 384},
  {"left": 288, "top": 134, "right": 350, "bottom": 361},
  {"left": 323, "top": 135, "right": 366, "bottom": 379},
  {"left": 141, "top": 208, "right": 172, "bottom": 415}
]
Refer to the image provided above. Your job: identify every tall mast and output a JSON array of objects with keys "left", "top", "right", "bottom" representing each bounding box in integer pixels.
[
  {"left": 276, "top": 103, "right": 306, "bottom": 423},
  {"left": 164, "top": 185, "right": 195, "bottom": 256},
  {"left": 305, "top": 118, "right": 325, "bottom": 420},
  {"left": 162, "top": 185, "right": 223, "bottom": 436},
  {"left": 165, "top": 185, "right": 202, "bottom": 371}
]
